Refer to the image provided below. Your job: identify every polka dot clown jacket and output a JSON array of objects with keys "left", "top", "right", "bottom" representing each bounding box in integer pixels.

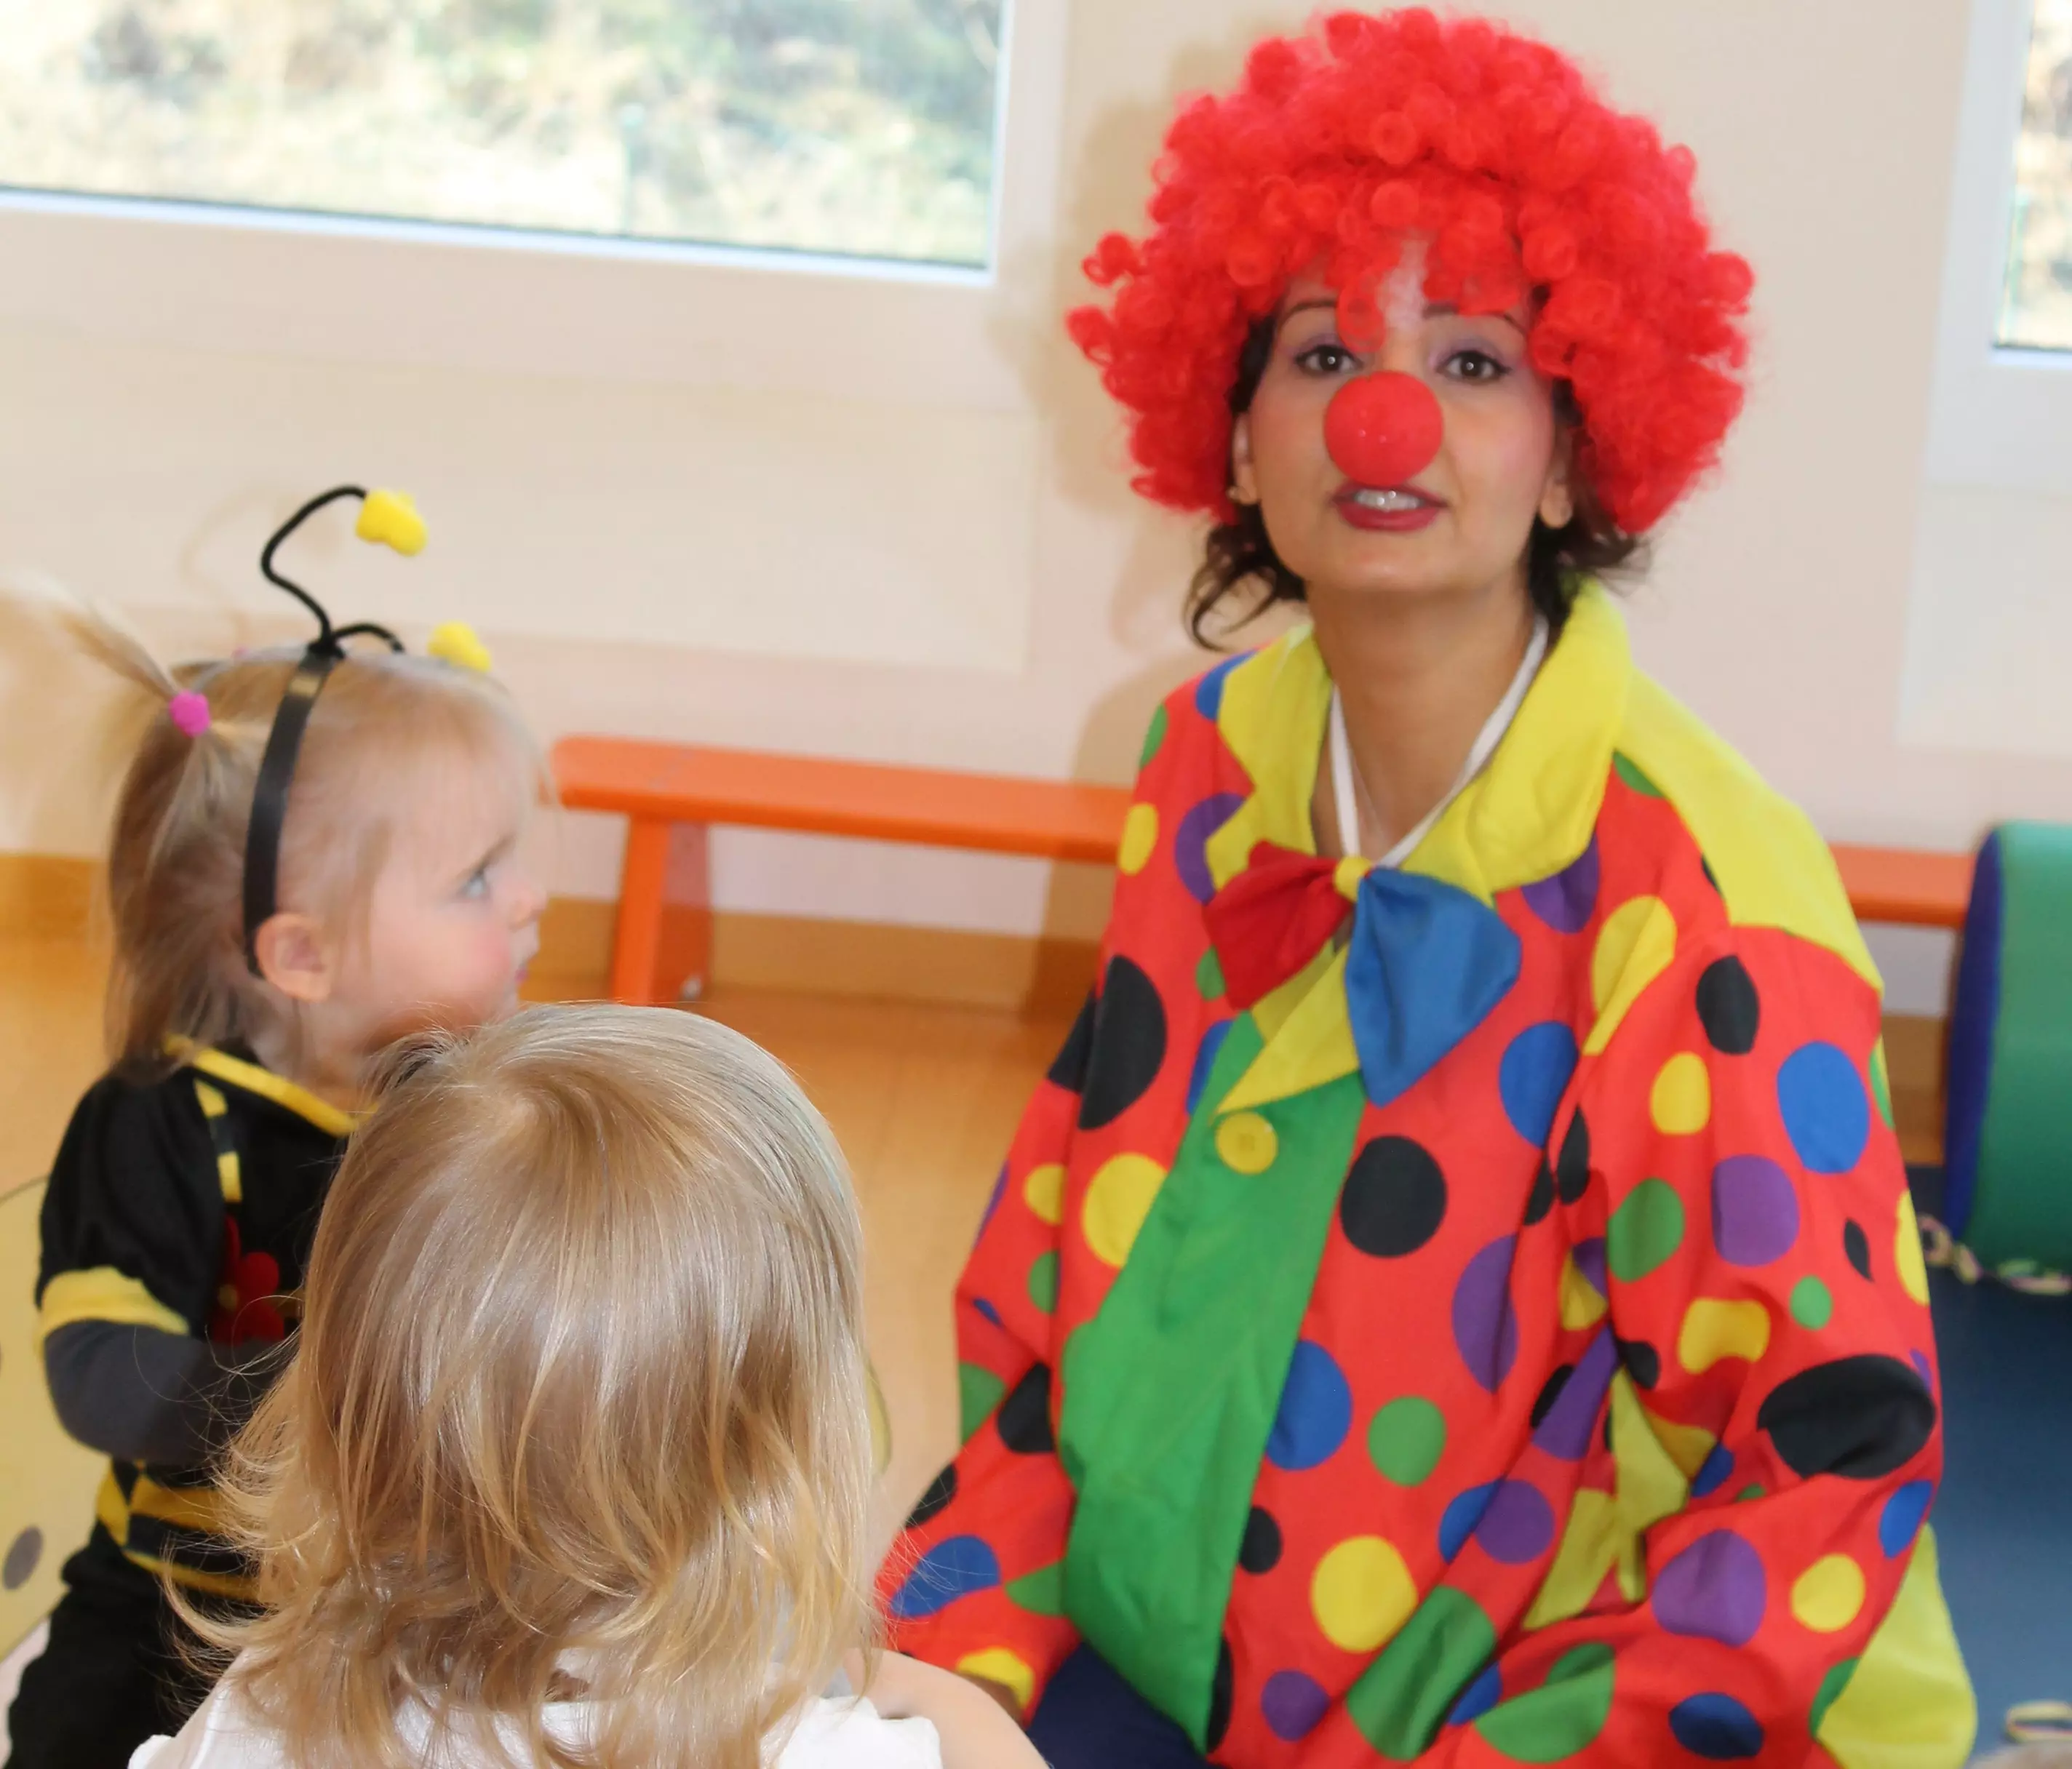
[{"left": 881, "top": 586, "right": 1976, "bottom": 1769}]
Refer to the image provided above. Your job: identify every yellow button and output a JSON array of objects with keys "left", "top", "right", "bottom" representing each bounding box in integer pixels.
[{"left": 1216, "top": 1111, "right": 1279, "bottom": 1174}]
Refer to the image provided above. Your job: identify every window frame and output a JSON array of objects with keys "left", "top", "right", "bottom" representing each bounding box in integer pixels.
[{"left": 0, "top": 0, "right": 1064, "bottom": 416}]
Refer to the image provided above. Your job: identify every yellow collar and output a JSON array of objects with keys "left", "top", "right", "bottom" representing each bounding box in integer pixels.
[{"left": 168, "top": 1041, "right": 358, "bottom": 1138}]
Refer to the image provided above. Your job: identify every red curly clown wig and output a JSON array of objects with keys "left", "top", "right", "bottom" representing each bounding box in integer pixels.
[{"left": 1067, "top": 9, "right": 1753, "bottom": 535}]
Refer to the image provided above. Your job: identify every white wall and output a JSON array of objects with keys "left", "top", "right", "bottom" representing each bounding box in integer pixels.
[{"left": 5, "top": 0, "right": 2066, "bottom": 1015}]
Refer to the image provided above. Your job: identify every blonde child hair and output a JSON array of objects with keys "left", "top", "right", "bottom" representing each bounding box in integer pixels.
[{"left": 183, "top": 1003, "right": 877, "bottom": 1769}]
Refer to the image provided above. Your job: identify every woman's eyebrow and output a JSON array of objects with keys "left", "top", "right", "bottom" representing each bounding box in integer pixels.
[
  {"left": 1427, "top": 301, "right": 1528, "bottom": 335},
  {"left": 1274, "top": 298, "right": 1339, "bottom": 338}
]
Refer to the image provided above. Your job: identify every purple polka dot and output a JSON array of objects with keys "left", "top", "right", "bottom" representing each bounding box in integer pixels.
[
  {"left": 1910, "top": 1350, "right": 1934, "bottom": 1390},
  {"left": 1262, "top": 1669, "right": 1331, "bottom": 1741},
  {"left": 1451, "top": 1237, "right": 1521, "bottom": 1393},
  {"left": 1710, "top": 1156, "right": 1801, "bottom": 1267},
  {"left": 1534, "top": 1329, "right": 1619, "bottom": 1461},
  {"left": 1175, "top": 793, "right": 1247, "bottom": 904},
  {"left": 1474, "top": 1480, "right": 1556, "bottom": 1565},
  {"left": 1440, "top": 1483, "right": 1498, "bottom": 1560},
  {"left": 1522, "top": 836, "right": 1601, "bottom": 934},
  {"left": 1572, "top": 1236, "right": 1608, "bottom": 1295},
  {"left": 1652, "top": 1530, "right": 1767, "bottom": 1646}
]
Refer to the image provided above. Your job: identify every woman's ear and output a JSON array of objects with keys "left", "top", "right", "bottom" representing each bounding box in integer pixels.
[
  {"left": 252, "top": 913, "right": 335, "bottom": 1005},
  {"left": 1539, "top": 431, "right": 1577, "bottom": 531},
  {"left": 1230, "top": 412, "right": 1261, "bottom": 507}
]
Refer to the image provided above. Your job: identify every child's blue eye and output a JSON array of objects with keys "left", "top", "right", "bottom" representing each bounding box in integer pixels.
[{"left": 460, "top": 867, "right": 490, "bottom": 900}]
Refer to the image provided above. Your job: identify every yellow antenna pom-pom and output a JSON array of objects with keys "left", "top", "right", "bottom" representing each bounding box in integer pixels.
[
  {"left": 428, "top": 620, "right": 493, "bottom": 674},
  {"left": 355, "top": 489, "right": 427, "bottom": 556}
]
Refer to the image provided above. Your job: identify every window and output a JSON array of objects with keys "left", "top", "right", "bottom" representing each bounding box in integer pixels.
[
  {"left": 0, "top": 0, "right": 1008, "bottom": 269},
  {"left": 2001, "top": 0, "right": 2072, "bottom": 348}
]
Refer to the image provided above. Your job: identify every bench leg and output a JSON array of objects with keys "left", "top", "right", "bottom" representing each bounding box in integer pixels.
[{"left": 610, "top": 818, "right": 712, "bottom": 1006}]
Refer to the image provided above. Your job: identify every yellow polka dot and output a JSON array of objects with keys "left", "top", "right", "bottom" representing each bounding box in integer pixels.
[
  {"left": 1792, "top": 1555, "right": 1867, "bottom": 1633},
  {"left": 1216, "top": 1111, "right": 1279, "bottom": 1175},
  {"left": 1310, "top": 1536, "right": 1419, "bottom": 1653},
  {"left": 1558, "top": 1253, "right": 1609, "bottom": 1330},
  {"left": 956, "top": 1648, "right": 1035, "bottom": 1712},
  {"left": 1677, "top": 1298, "right": 1772, "bottom": 1374},
  {"left": 1649, "top": 1053, "right": 1712, "bottom": 1136},
  {"left": 1894, "top": 1191, "right": 1930, "bottom": 1306},
  {"left": 1081, "top": 1153, "right": 1168, "bottom": 1267},
  {"left": 1023, "top": 1163, "right": 1066, "bottom": 1227},
  {"left": 1334, "top": 855, "right": 1370, "bottom": 901},
  {"left": 1586, "top": 895, "right": 1678, "bottom": 1055},
  {"left": 1640, "top": 1406, "right": 1719, "bottom": 1480},
  {"left": 1117, "top": 803, "right": 1159, "bottom": 876}
]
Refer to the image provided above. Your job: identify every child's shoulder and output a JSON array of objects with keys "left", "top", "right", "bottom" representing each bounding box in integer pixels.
[
  {"left": 776, "top": 1696, "right": 943, "bottom": 1769},
  {"left": 51, "top": 1061, "right": 213, "bottom": 1186}
]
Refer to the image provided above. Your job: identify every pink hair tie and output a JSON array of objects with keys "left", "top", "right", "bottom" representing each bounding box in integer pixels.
[{"left": 168, "top": 691, "right": 212, "bottom": 737}]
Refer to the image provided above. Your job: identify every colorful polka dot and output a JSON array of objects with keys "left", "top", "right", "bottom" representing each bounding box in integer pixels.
[
  {"left": 1345, "top": 1587, "right": 1498, "bottom": 1757},
  {"left": 1024, "top": 1163, "right": 1065, "bottom": 1226},
  {"left": 1475, "top": 1643, "right": 1616, "bottom": 1763},
  {"left": 1792, "top": 1554, "right": 1866, "bottom": 1632},
  {"left": 905, "top": 1463, "right": 956, "bottom": 1529},
  {"left": 1439, "top": 1483, "right": 1498, "bottom": 1562},
  {"left": 1370, "top": 1396, "right": 1448, "bottom": 1486},
  {"left": 1499, "top": 1022, "right": 1580, "bottom": 1147},
  {"left": 1870, "top": 1037, "right": 1895, "bottom": 1128},
  {"left": 1117, "top": 803, "right": 1159, "bottom": 875},
  {"left": 1811, "top": 1658, "right": 1860, "bottom": 1736},
  {"left": 957, "top": 1362, "right": 1004, "bottom": 1441},
  {"left": 1194, "top": 655, "right": 1242, "bottom": 722},
  {"left": 1895, "top": 1192, "right": 1931, "bottom": 1305},
  {"left": 1653, "top": 1530, "right": 1767, "bottom": 1645},
  {"left": 1216, "top": 1110, "right": 1279, "bottom": 1174},
  {"left": 1590, "top": 895, "right": 1678, "bottom": 1018},
  {"left": 1696, "top": 956, "right": 1761, "bottom": 1056},
  {"left": 1678, "top": 1298, "right": 1772, "bottom": 1373},
  {"left": 1449, "top": 1663, "right": 1503, "bottom": 1727},
  {"left": 1555, "top": 1108, "right": 1592, "bottom": 1202},
  {"left": 1844, "top": 1218, "right": 1873, "bottom": 1280},
  {"left": 1534, "top": 1331, "right": 1619, "bottom": 1461},
  {"left": 1558, "top": 1252, "right": 1609, "bottom": 1329},
  {"left": 1670, "top": 1692, "right": 1764, "bottom": 1760},
  {"left": 1473, "top": 1480, "right": 1556, "bottom": 1565},
  {"left": 1186, "top": 1021, "right": 1232, "bottom": 1113},
  {"left": 1614, "top": 752, "right": 1663, "bottom": 796},
  {"left": 1342, "top": 1135, "right": 1449, "bottom": 1258},
  {"left": 1006, "top": 1561, "right": 1065, "bottom": 1616},
  {"left": 1139, "top": 703, "right": 1168, "bottom": 769},
  {"left": 1879, "top": 1480, "right": 1934, "bottom": 1557},
  {"left": 1607, "top": 1178, "right": 1686, "bottom": 1282},
  {"left": 1196, "top": 946, "right": 1226, "bottom": 1002},
  {"left": 1207, "top": 1642, "right": 1233, "bottom": 1751},
  {"left": 1521, "top": 836, "right": 1601, "bottom": 934},
  {"left": 1777, "top": 1042, "right": 1871, "bottom": 1174},
  {"left": 1619, "top": 1336, "right": 1662, "bottom": 1389},
  {"left": 1691, "top": 1443, "right": 1736, "bottom": 1498},
  {"left": 1240, "top": 1506, "right": 1283, "bottom": 1573},
  {"left": 957, "top": 1647, "right": 1035, "bottom": 1711},
  {"left": 1262, "top": 1669, "right": 1331, "bottom": 1741},
  {"left": 1027, "top": 1251, "right": 1058, "bottom": 1312},
  {"left": 1758, "top": 1355, "right": 1936, "bottom": 1480},
  {"left": 979, "top": 1163, "right": 1008, "bottom": 1230},
  {"left": 1312, "top": 1535, "right": 1419, "bottom": 1653},
  {"left": 1080, "top": 1152, "right": 1166, "bottom": 1266},
  {"left": 1791, "top": 1275, "right": 1834, "bottom": 1330},
  {"left": 890, "top": 1536, "right": 1001, "bottom": 1618},
  {"left": 997, "top": 1363, "right": 1054, "bottom": 1455},
  {"left": 1267, "top": 1340, "right": 1354, "bottom": 1470},
  {"left": 1649, "top": 1053, "right": 1712, "bottom": 1135},
  {"left": 1047, "top": 996, "right": 1094, "bottom": 1091},
  {"left": 1174, "top": 792, "right": 1248, "bottom": 903},
  {"left": 1078, "top": 957, "right": 1168, "bottom": 1130},
  {"left": 1711, "top": 1155, "right": 1801, "bottom": 1267},
  {"left": 1451, "top": 1237, "right": 1521, "bottom": 1392}
]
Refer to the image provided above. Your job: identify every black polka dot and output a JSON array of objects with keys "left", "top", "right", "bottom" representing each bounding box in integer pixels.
[
  {"left": 998, "top": 1363, "right": 1056, "bottom": 1456},
  {"left": 1206, "top": 1638, "right": 1235, "bottom": 1752},
  {"left": 1555, "top": 1109, "right": 1591, "bottom": 1205},
  {"left": 2, "top": 1526, "right": 41, "bottom": 1592},
  {"left": 1523, "top": 1156, "right": 1555, "bottom": 1227},
  {"left": 1602, "top": 1411, "right": 1615, "bottom": 1453},
  {"left": 1238, "top": 1506, "right": 1283, "bottom": 1574},
  {"left": 1757, "top": 1356, "right": 1937, "bottom": 1481},
  {"left": 1531, "top": 1363, "right": 1574, "bottom": 1429},
  {"left": 1078, "top": 957, "right": 1168, "bottom": 1130},
  {"left": 1701, "top": 856, "right": 1721, "bottom": 895},
  {"left": 1340, "top": 1136, "right": 1449, "bottom": 1258},
  {"left": 905, "top": 1464, "right": 957, "bottom": 1530},
  {"left": 1617, "top": 1337, "right": 1662, "bottom": 1390},
  {"left": 1696, "top": 957, "right": 1761, "bottom": 1055},
  {"left": 1844, "top": 1220, "right": 1873, "bottom": 1281},
  {"left": 1048, "top": 992, "right": 1095, "bottom": 1092}
]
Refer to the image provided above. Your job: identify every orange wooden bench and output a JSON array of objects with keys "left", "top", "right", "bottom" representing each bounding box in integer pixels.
[{"left": 551, "top": 736, "right": 1976, "bottom": 1005}]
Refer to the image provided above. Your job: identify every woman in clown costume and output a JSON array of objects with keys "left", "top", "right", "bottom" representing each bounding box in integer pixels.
[{"left": 881, "top": 11, "right": 1975, "bottom": 1769}]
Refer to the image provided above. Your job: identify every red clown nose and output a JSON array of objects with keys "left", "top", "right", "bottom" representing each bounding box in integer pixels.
[{"left": 1323, "top": 372, "right": 1444, "bottom": 489}]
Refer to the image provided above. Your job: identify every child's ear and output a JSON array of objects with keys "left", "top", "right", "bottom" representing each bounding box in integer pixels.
[{"left": 252, "top": 913, "right": 335, "bottom": 1005}]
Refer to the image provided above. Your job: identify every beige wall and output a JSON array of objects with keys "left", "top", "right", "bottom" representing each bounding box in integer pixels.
[{"left": 4, "top": 0, "right": 2068, "bottom": 1014}]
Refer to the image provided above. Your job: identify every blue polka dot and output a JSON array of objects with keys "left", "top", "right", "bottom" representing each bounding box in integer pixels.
[
  {"left": 1187, "top": 1021, "right": 1234, "bottom": 1113},
  {"left": 978, "top": 1164, "right": 1008, "bottom": 1233},
  {"left": 1448, "top": 1663, "right": 1502, "bottom": 1727},
  {"left": 1691, "top": 1443, "right": 1736, "bottom": 1499},
  {"left": 1880, "top": 1480, "right": 1934, "bottom": 1557},
  {"left": 1498, "top": 1022, "right": 1580, "bottom": 1148},
  {"left": 975, "top": 1299, "right": 1003, "bottom": 1327},
  {"left": 1194, "top": 655, "right": 1244, "bottom": 722},
  {"left": 1439, "top": 1482, "right": 1499, "bottom": 1562},
  {"left": 1777, "top": 1043, "right": 1871, "bottom": 1174},
  {"left": 1265, "top": 1341, "right": 1352, "bottom": 1471},
  {"left": 1670, "top": 1693, "right": 1764, "bottom": 1760},
  {"left": 889, "top": 1536, "right": 1001, "bottom": 1619}
]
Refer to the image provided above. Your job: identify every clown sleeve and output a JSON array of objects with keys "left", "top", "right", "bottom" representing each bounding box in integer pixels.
[
  {"left": 877, "top": 1003, "right": 1089, "bottom": 1712},
  {"left": 1422, "top": 929, "right": 1971, "bottom": 1769}
]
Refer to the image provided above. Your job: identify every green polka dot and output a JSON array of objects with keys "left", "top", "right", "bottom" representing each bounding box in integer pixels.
[
  {"left": 1368, "top": 1397, "right": 1447, "bottom": 1487},
  {"left": 1475, "top": 1643, "right": 1617, "bottom": 1764},
  {"left": 958, "top": 1362, "right": 1005, "bottom": 1444},
  {"left": 1008, "top": 1560, "right": 1066, "bottom": 1616},
  {"left": 1027, "top": 1252, "right": 1059, "bottom": 1313},
  {"left": 1811, "top": 1658, "right": 1860, "bottom": 1738},
  {"left": 1870, "top": 1041, "right": 1894, "bottom": 1130},
  {"left": 1346, "top": 1587, "right": 1497, "bottom": 1759},
  {"left": 1613, "top": 754, "right": 1663, "bottom": 798},
  {"left": 1791, "top": 1275, "right": 1834, "bottom": 1330},
  {"left": 1737, "top": 1484, "right": 1766, "bottom": 1503},
  {"left": 1606, "top": 1178, "right": 1686, "bottom": 1282},
  {"left": 1140, "top": 704, "right": 1169, "bottom": 770},
  {"left": 1196, "top": 946, "right": 1225, "bottom": 1002}
]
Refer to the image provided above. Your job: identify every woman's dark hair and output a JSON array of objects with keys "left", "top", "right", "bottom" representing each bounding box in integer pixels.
[{"left": 1186, "top": 316, "right": 1646, "bottom": 647}]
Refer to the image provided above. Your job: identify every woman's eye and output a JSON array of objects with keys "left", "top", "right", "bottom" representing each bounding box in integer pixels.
[
  {"left": 1294, "top": 342, "right": 1358, "bottom": 376},
  {"left": 1444, "top": 348, "right": 1510, "bottom": 384}
]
